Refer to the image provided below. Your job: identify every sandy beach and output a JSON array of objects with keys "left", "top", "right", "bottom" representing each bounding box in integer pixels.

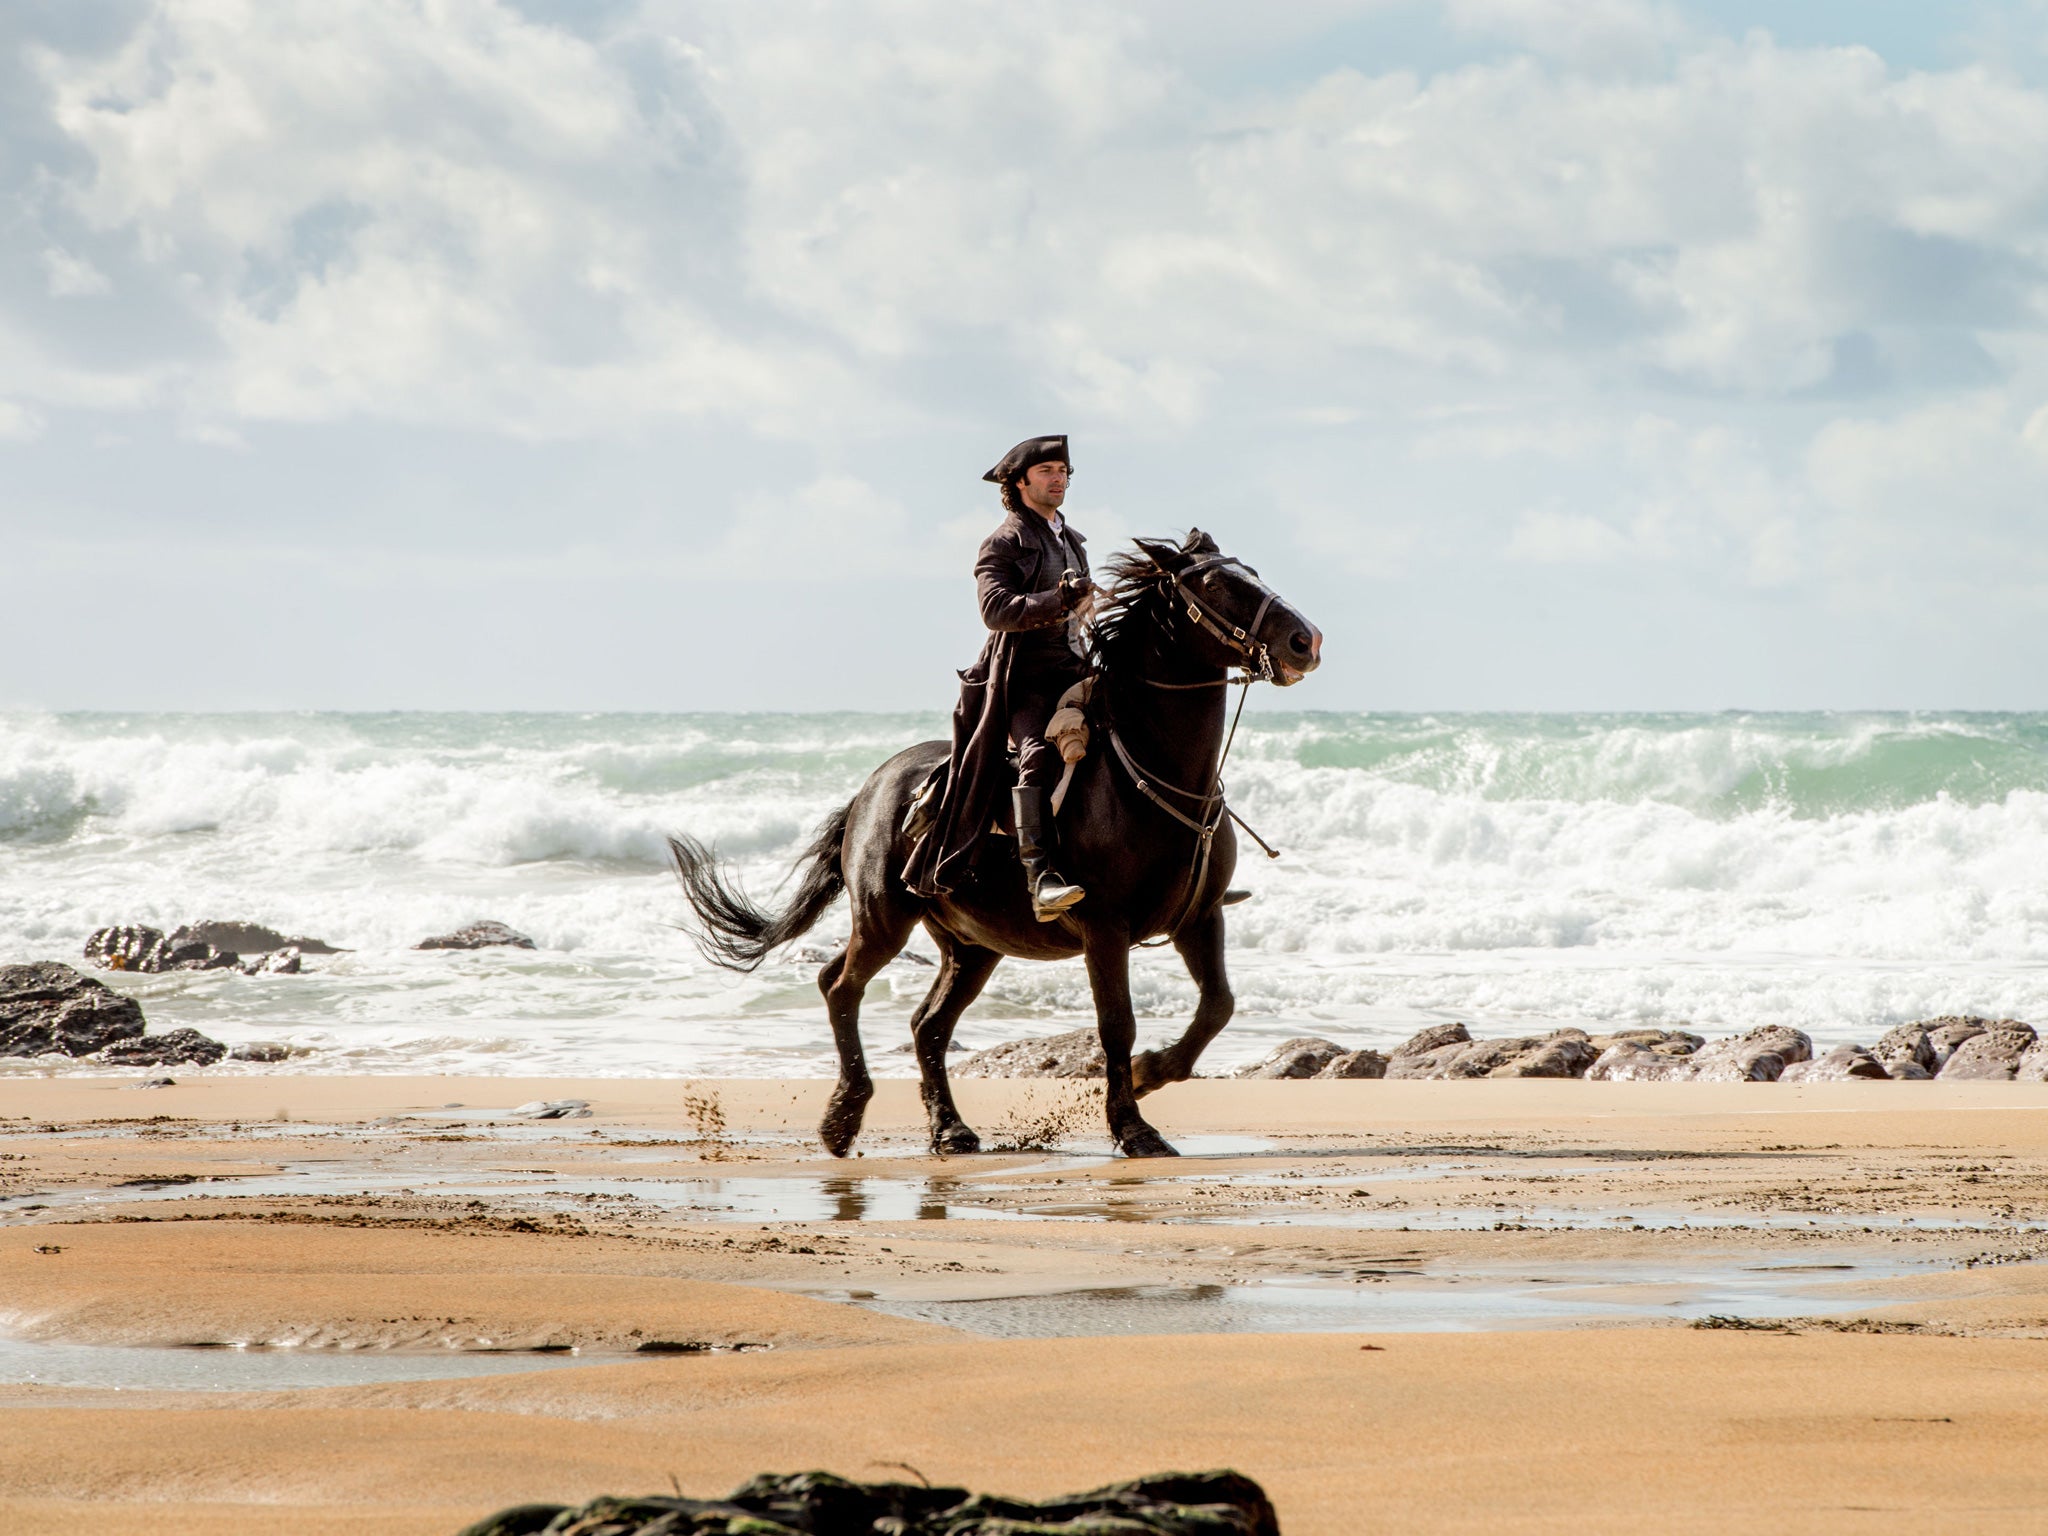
[{"left": 2, "top": 1074, "right": 2046, "bottom": 1534}]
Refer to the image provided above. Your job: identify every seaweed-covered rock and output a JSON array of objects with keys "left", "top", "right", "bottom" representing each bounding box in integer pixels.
[
  {"left": 99, "top": 1027, "right": 228, "bottom": 1067},
  {"left": 0, "top": 962, "right": 147, "bottom": 1057},
  {"left": 1316, "top": 1048, "right": 1388, "bottom": 1080},
  {"left": 453, "top": 1469, "right": 1278, "bottom": 1536},
  {"left": 956, "top": 1028, "right": 1105, "bottom": 1079},
  {"left": 230, "top": 1041, "right": 298, "bottom": 1063},
  {"left": 416, "top": 920, "right": 537, "bottom": 951},
  {"left": 1939, "top": 1023, "right": 2038, "bottom": 1081},
  {"left": 171, "top": 920, "right": 341, "bottom": 955},
  {"left": 1779, "top": 1044, "right": 1891, "bottom": 1082},
  {"left": 1235, "top": 1037, "right": 1346, "bottom": 1079}
]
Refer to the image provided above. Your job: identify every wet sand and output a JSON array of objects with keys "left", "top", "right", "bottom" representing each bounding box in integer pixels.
[{"left": 3, "top": 1074, "right": 2047, "bottom": 1534}]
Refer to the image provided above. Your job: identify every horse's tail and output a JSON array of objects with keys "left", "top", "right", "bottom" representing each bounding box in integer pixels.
[{"left": 666, "top": 804, "right": 850, "bottom": 972}]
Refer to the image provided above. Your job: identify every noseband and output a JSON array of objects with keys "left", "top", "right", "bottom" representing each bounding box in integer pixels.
[{"left": 1165, "top": 554, "right": 1279, "bottom": 682}]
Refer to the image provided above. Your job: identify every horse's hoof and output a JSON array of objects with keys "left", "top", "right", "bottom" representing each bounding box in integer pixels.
[
  {"left": 931, "top": 1123, "right": 982, "bottom": 1156},
  {"left": 1115, "top": 1126, "right": 1180, "bottom": 1159},
  {"left": 819, "top": 1087, "right": 871, "bottom": 1158}
]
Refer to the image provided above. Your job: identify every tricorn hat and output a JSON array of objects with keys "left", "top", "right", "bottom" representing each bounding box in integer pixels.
[{"left": 983, "top": 435, "right": 1070, "bottom": 484}]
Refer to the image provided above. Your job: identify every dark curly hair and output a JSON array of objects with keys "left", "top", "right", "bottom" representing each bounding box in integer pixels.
[{"left": 997, "top": 462, "right": 1073, "bottom": 518}]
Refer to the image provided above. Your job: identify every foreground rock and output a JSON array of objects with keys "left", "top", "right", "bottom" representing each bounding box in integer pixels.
[
  {"left": 455, "top": 1469, "right": 1278, "bottom": 1536},
  {"left": 955, "top": 1028, "right": 1105, "bottom": 1079},
  {"left": 0, "top": 962, "right": 226, "bottom": 1064},
  {"left": 0, "top": 962, "right": 146, "bottom": 1057},
  {"left": 416, "top": 920, "right": 537, "bottom": 951},
  {"left": 1683, "top": 1025, "right": 1813, "bottom": 1082},
  {"left": 170, "top": 919, "right": 341, "bottom": 955}
]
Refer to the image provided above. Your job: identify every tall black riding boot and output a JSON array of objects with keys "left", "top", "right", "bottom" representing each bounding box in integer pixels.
[{"left": 1012, "top": 786, "right": 1085, "bottom": 921}]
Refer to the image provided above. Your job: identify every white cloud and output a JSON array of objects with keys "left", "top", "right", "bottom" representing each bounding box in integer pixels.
[
  {"left": 1505, "top": 506, "right": 1629, "bottom": 563},
  {"left": 0, "top": 401, "right": 45, "bottom": 442},
  {"left": 42, "top": 248, "right": 110, "bottom": 296}
]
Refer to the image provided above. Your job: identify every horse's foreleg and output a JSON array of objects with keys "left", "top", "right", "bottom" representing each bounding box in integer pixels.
[
  {"left": 909, "top": 937, "right": 1001, "bottom": 1156},
  {"left": 817, "top": 925, "right": 907, "bottom": 1156},
  {"left": 1134, "top": 906, "right": 1233, "bottom": 1098},
  {"left": 1082, "top": 924, "right": 1178, "bottom": 1158}
]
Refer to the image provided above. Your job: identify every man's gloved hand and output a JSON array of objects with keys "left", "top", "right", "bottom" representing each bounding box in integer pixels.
[{"left": 1058, "top": 569, "right": 1093, "bottom": 611}]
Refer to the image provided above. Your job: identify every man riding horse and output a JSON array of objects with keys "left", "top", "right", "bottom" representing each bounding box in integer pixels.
[{"left": 903, "top": 434, "right": 1095, "bottom": 919}]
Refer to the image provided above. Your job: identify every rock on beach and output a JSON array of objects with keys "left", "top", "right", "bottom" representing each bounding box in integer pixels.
[
  {"left": 955, "top": 1028, "right": 1105, "bottom": 1079},
  {"left": 170, "top": 919, "right": 342, "bottom": 955}
]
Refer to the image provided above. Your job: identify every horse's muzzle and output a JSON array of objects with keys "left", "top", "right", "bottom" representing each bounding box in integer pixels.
[{"left": 1272, "top": 623, "right": 1323, "bottom": 685}]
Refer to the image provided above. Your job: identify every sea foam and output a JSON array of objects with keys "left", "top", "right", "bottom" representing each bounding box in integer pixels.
[{"left": 2, "top": 710, "right": 2045, "bottom": 1077}]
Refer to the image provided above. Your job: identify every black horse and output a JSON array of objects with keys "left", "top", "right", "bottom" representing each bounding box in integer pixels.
[{"left": 667, "top": 530, "right": 1322, "bottom": 1158}]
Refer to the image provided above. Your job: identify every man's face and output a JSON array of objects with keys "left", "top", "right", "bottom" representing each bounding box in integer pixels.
[{"left": 1017, "top": 460, "right": 1069, "bottom": 515}]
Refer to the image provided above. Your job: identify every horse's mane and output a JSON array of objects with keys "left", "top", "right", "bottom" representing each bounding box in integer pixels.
[{"left": 1086, "top": 530, "right": 1210, "bottom": 678}]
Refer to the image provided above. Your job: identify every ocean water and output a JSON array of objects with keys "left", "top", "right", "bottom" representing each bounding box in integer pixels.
[{"left": 2, "top": 710, "right": 2045, "bottom": 1078}]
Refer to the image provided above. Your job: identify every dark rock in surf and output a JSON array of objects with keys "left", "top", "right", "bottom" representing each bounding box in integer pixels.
[
  {"left": 1938, "top": 1023, "right": 2038, "bottom": 1081},
  {"left": 1317, "top": 1048, "right": 1388, "bottom": 1079},
  {"left": 416, "top": 921, "right": 537, "bottom": 951},
  {"left": 0, "top": 962, "right": 147, "bottom": 1057},
  {"left": 171, "top": 920, "right": 342, "bottom": 955},
  {"left": 230, "top": 1041, "right": 297, "bottom": 1063},
  {"left": 98, "top": 1027, "right": 228, "bottom": 1067},
  {"left": 83, "top": 925, "right": 240, "bottom": 973},
  {"left": 454, "top": 1468, "right": 1279, "bottom": 1536},
  {"left": 1779, "top": 1044, "right": 1891, "bottom": 1082},
  {"left": 955, "top": 1028, "right": 1105, "bottom": 1079},
  {"left": 1236, "top": 1036, "right": 1347, "bottom": 1079},
  {"left": 242, "top": 947, "right": 302, "bottom": 975}
]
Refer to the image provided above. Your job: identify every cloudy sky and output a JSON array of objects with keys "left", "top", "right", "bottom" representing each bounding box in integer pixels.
[{"left": 4, "top": 0, "right": 2047, "bottom": 712}]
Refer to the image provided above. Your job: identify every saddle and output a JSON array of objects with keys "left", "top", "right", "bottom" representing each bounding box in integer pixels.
[{"left": 902, "top": 677, "right": 1095, "bottom": 843}]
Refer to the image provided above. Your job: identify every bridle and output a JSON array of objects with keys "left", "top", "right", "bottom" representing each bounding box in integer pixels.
[
  {"left": 1164, "top": 553, "right": 1281, "bottom": 684},
  {"left": 1093, "top": 551, "right": 1285, "bottom": 945}
]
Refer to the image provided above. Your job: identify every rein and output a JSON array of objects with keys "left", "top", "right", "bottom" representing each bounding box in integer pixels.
[{"left": 1097, "top": 557, "right": 1283, "bottom": 947}]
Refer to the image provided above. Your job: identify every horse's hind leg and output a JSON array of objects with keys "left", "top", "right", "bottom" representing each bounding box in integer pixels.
[
  {"left": 817, "top": 913, "right": 914, "bottom": 1157},
  {"left": 909, "top": 930, "right": 1001, "bottom": 1155},
  {"left": 1133, "top": 906, "right": 1233, "bottom": 1097}
]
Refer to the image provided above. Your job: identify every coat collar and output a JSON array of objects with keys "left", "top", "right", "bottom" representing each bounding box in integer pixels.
[{"left": 1004, "top": 509, "right": 1085, "bottom": 545}]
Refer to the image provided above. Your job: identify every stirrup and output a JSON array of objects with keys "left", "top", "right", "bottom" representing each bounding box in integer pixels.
[{"left": 1032, "top": 876, "right": 1085, "bottom": 921}]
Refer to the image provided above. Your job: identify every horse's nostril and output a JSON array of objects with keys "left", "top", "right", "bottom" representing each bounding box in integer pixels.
[{"left": 1289, "top": 631, "right": 1313, "bottom": 655}]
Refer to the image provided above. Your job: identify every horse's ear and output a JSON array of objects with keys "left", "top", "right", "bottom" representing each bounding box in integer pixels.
[
  {"left": 1181, "top": 528, "right": 1220, "bottom": 556},
  {"left": 1134, "top": 537, "right": 1184, "bottom": 570}
]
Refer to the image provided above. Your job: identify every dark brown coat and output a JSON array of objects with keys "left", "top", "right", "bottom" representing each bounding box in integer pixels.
[{"left": 903, "top": 511, "right": 1089, "bottom": 897}]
